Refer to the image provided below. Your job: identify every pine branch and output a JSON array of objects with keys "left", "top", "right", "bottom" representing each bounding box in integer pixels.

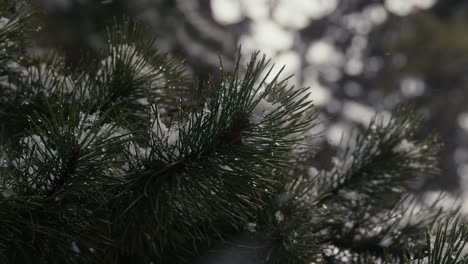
[
  {"left": 0, "top": 0, "right": 35, "bottom": 141},
  {"left": 86, "top": 19, "right": 189, "bottom": 127},
  {"left": 0, "top": 90, "right": 133, "bottom": 261},
  {"left": 106, "top": 51, "right": 317, "bottom": 261},
  {"left": 408, "top": 221, "right": 468, "bottom": 264},
  {"left": 248, "top": 108, "right": 456, "bottom": 264},
  {"left": 316, "top": 107, "right": 439, "bottom": 204},
  {"left": 309, "top": 107, "right": 448, "bottom": 261},
  {"left": 3, "top": 94, "right": 131, "bottom": 197}
]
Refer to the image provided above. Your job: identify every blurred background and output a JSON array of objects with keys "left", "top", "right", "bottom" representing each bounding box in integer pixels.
[{"left": 29, "top": 0, "right": 468, "bottom": 195}]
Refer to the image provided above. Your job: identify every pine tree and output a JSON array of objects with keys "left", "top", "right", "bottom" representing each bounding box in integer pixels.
[{"left": 0, "top": 1, "right": 466, "bottom": 263}]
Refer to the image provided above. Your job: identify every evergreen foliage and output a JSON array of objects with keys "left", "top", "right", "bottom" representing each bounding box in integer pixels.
[{"left": 0, "top": 1, "right": 466, "bottom": 263}]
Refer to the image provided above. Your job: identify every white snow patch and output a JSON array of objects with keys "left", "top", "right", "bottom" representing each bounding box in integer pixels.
[
  {"left": 326, "top": 123, "right": 350, "bottom": 146},
  {"left": 364, "top": 5, "right": 388, "bottom": 25},
  {"left": 400, "top": 76, "right": 426, "bottom": 98},
  {"left": 273, "top": 2, "right": 310, "bottom": 30},
  {"left": 414, "top": 0, "right": 437, "bottom": 9},
  {"left": 342, "top": 102, "right": 374, "bottom": 125},
  {"left": 273, "top": 0, "right": 336, "bottom": 29},
  {"left": 393, "top": 139, "right": 420, "bottom": 156},
  {"left": 344, "top": 57, "right": 364, "bottom": 76},
  {"left": 239, "top": 0, "right": 269, "bottom": 21},
  {"left": 303, "top": 0, "right": 338, "bottom": 20},
  {"left": 71, "top": 241, "right": 80, "bottom": 253},
  {"left": 454, "top": 148, "right": 468, "bottom": 164},
  {"left": 0, "top": 17, "right": 9, "bottom": 30},
  {"left": 251, "top": 99, "right": 276, "bottom": 124},
  {"left": 385, "top": 0, "right": 413, "bottom": 16},
  {"left": 2, "top": 189, "right": 15, "bottom": 198},
  {"left": 305, "top": 81, "right": 332, "bottom": 107},
  {"left": 308, "top": 166, "right": 319, "bottom": 178},
  {"left": 457, "top": 112, "right": 468, "bottom": 133},
  {"left": 246, "top": 222, "right": 257, "bottom": 232},
  {"left": 306, "top": 40, "right": 343, "bottom": 66},
  {"left": 211, "top": 0, "right": 244, "bottom": 25},
  {"left": 275, "top": 210, "right": 285, "bottom": 222},
  {"left": 249, "top": 21, "right": 294, "bottom": 53},
  {"left": 270, "top": 51, "right": 300, "bottom": 83},
  {"left": 385, "top": 0, "right": 436, "bottom": 16},
  {"left": 458, "top": 164, "right": 468, "bottom": 195},
  {"left": 24, "top": 63, "right": 75, "bottom": 94},
  {"left": 342, "top": 13, "right": 373, "bottom": 35}
]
